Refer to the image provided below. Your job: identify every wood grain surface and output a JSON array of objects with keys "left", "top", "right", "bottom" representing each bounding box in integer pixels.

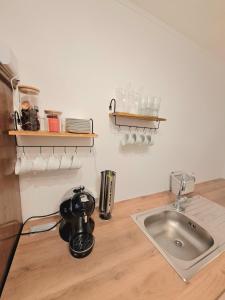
[
  {"left": 0, "top": 74, "right": 22, "bottom": 293},
  {"left": 8, "top": 130, "right": 98, "bottom": 138},
  {"left": 109, "top": 112, "right": 167, "bottom": 121},
  {"left": 2, "top": 179, "right": 225, "bottom": 300}
]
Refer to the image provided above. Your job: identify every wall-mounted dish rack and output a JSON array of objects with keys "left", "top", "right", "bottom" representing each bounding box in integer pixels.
[{"left": 109, "top": 99, "right": 166, "bottom": 130}]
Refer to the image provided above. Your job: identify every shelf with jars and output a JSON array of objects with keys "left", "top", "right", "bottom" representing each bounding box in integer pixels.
[{"left": 11, "top": 85, "right": 97, "bottom": 150}]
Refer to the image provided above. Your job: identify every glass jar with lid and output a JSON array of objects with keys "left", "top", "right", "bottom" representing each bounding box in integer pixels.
[{"left": 18, "top": 85, "right": 40, "bottom": 131}]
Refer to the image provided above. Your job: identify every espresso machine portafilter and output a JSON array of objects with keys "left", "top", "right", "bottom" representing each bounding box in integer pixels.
[{"left": 99, "top": 170, "right": 116, "bottom": 220}]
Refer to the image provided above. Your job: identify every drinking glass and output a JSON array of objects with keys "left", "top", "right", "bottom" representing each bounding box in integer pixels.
[
  {"left": 146, "top": 96, "right": 152, "bottom": 115},
  {"left": 150, "top": 97, "right": 161, "bottom": 116},
  {"left": 128, "top": 90, "right": 137, "bottom": 114},
  {"left": 138, "top": 96, "right": 147, "bottom": 115},
  {"left": 115, "top": 87, "right": 125, "bottom": 112}
]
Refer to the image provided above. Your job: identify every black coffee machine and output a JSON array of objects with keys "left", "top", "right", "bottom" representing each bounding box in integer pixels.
[{"left": 59, "top": 186, "right": 95, "bottom": 258}]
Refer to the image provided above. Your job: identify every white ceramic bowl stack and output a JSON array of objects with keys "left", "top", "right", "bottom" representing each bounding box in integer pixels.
[{"left": 65, "top": 118, "right": 91, "bottom": 134}]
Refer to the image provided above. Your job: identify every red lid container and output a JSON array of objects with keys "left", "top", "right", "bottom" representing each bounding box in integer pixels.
[{"left": 45, "top": 110, "right": 62, "bottom": 132}]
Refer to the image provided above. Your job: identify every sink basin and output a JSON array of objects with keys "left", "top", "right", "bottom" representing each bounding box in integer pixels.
[
  {"left": 144, "top": 210, "right": 214, "bottom": 261},
  {"left": 132, "top": 195, "right": 225, "bottom": 281}
]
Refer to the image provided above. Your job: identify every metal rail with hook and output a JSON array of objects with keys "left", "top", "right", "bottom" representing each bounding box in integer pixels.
[
  {"left": 19, "top": 145, "right": 81, "bottom": 155},
  {"left": 109, "top": 98, "right": 161, "bottom": 131},
  {"left": 13, "top": 117, "right": 95, "bottom": 152}
]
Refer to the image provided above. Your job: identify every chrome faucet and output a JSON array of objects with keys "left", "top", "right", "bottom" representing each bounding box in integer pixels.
[{"left": 174, "top": 175, "right": 186, "bottom": 212}]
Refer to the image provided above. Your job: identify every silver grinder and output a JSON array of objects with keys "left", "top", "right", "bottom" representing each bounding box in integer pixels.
[{"left": 99, "top": 170, "right": 116, "bottom": 220}]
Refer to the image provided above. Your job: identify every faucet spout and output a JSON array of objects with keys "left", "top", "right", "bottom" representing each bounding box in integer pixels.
[{"left": 174, "top": 175, "right": 186, "bottom": 212}]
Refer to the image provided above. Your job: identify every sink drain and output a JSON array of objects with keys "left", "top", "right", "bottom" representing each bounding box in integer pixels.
[{"left": 174, "top": 239, "right": 184, "bottom": 247}]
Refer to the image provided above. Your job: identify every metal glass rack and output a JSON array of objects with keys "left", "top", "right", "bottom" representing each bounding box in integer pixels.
[{"left": 109, "top": 99, "right": 166, "bottom": 131}]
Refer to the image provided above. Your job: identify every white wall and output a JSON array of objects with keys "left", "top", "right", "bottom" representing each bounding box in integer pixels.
[{"left": 0, "top": 0, "right": 225, "bottom": 220}]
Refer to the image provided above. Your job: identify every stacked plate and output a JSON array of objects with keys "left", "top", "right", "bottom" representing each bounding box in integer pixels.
[{"left": 65, "top": 118, "right": 91, "bottom": 133}]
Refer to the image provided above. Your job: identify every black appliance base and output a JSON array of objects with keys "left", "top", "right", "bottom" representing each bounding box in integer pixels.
[
  {"left": 99, "top": 212, "right": 112, "bottom": 220},
  {"left": 69, "top": 233, "right": 95, "bottom": 258}
]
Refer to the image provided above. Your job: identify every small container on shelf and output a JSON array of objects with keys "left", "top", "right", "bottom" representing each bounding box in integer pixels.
[{"left": 44, "top": 110, "right": 62, "bottom": 132}]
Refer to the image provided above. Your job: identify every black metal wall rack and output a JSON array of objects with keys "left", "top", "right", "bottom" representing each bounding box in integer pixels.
[{"left": 109, "top": 98, "right": 166, "bottom": 131}]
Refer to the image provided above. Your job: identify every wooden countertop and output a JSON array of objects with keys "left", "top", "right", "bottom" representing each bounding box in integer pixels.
[{"left": 2, "top": 179, "right": 225, "bottom": 300}]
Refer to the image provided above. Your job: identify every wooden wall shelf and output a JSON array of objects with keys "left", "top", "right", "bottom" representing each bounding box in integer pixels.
[
  {"left": 109, "top": 112, "right": 166, "bottom": 122},
  {"left": 109, "top": 99, "right": 166, "bottom": 131},
  {"left": 8, "top": 130, "right": 98, "bottom": 138}
]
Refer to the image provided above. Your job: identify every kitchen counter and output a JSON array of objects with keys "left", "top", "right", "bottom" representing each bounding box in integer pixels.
[{"left": 2, "top": 179, "right": 225, "bottom": 300}]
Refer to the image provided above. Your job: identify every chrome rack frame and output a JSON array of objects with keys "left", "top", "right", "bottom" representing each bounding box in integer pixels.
[{"left": 109, "top": 98, "right": 160, "bottom": 131}]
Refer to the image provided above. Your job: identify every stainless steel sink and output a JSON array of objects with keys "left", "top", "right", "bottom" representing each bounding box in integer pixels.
[
  {"left": 144, "top": 210, "right": 214, "bottom": 261},
  {"left": 132, "top": 195, "right": 225, "bottom": 281}
]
